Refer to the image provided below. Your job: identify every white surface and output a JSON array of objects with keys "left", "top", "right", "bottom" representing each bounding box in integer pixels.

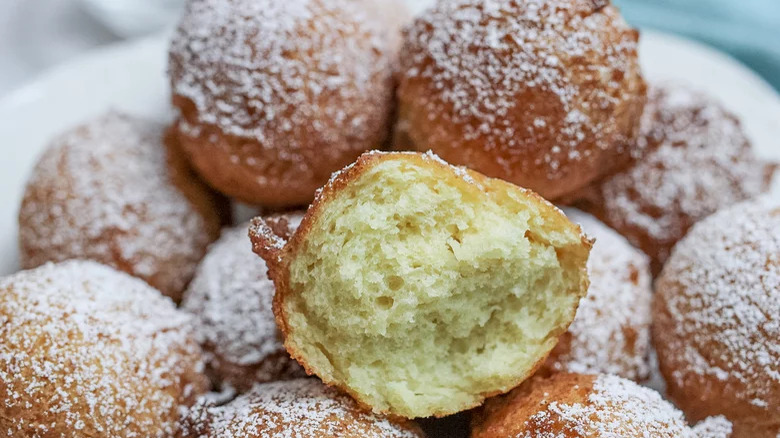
[
  {"left": 0, "top": 0, "right": 119, "bottom": 97},
  {"left": 78, "top": 0, "right": 183, "bottom": 38},
  {"left": 0, "top": 30, "right": 779, "bottom": 276},
  {"left": 0, "top": 0, "right": 180, "bottom": 97}
]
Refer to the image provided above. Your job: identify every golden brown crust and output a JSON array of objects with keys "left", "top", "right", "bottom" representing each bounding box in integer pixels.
[
  {"left": 172, "top": 114, "right": 378, "bottom": 208},
  {"left": 472, "top": 373, "right": 705, "bottom": 438},
  {"left": 18, "top": 112, "right": 223, "bottom": 302},
  {"left": 565, "top": 83, "right": 776, "bottom": 274},
  {"left": 169, "top": 0, "right": 406, "bottom": 207},
  {"left": 0, "top": 261, "right": 209, "bottom": 438},
  {"left": 164, "top": 127, "right": 232, "bottom": 230},
  {"left": 396, "top": 0, "right": 647, "bottom": 200},
  {"left": 179, "top": 379, "right": 426, "bottom": 438},
  {"left": 250, "top": 150, "right": 592, "bottom": 418},
  {"left": 652, "top": 198, "right": 780, "bottom": 438},
  {"left": 472, "top": 373, "right": 596, "bottom": 438}
]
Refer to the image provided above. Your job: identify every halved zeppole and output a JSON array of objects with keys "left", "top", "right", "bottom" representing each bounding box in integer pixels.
[{"left": 250, "top": 151, "right": 592, "bottom": 418}]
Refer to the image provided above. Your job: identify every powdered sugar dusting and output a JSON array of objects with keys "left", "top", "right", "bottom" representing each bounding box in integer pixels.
[
  {"left": 523, "top": 375, "right": 704, "bottom": 437},
  {"left": 169, "top": 0, "right": 397, "bottom": 157},
  {"left": 598, "top": 83, "right": 775, "bottom": 266},
  {"left": 422, "top": 150, "right": 481, "bottom": 187},
  {"left": 248, "top": 218, "right": 290, "bottom": 258},
  {"left": 551, "top": 210, "right": 652, "bottom": 381},
  {"left": 18, "top": 111, "right": 216, "bottom": 299},
  {"left": 692, "top": 416, "right": 733, "bottom": 438},
  {"left": 655, "top": 196, "right": 780, "bottom": 412},
  {"left": 0, "top": 260, "right": 207, "bottom": 438},
  {"left": 399, "top": 0, "right": 643, "bottom": 178},
  {"left": 183, "top": 379, "right": 422, "bottom": 437},
  {"left": 182, "top": 221, "right": 303, "bottom": 391}
]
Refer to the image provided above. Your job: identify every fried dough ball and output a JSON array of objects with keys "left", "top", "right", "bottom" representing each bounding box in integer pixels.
[
  {"left": 569, "top": 83, "right": 776, "bottom": 273},
  {"left": 250, "top": 151, "right": 591, "bottom": 418},
  {"left": 182, "top": 215, "right": 305, "bottom": 392},
  {"left": 0, "top": 260, "right": 209, "bottom": 438},
  {"left": 541, "top": 209, "right": 652, "bottom": 381},
  {"left": 397, "top": 0, "right": 647, "bottom": 200},
  {"left": 472, "top": 373, "right": 733, "bottom": 438},
  {"left": 181, "top": 379, "right": 425, "bottom": 437},
  {"left": 18, "top": 111, "right": 223, "bottom": 301},
  {"left": 653, "top": 197, "right": 780, "bottom": 438},
  {"left": 168, "top": 0, "right": 405, "bottom": 207}
]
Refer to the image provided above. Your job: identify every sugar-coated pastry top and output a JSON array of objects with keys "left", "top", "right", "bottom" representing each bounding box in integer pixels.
[
  {"left": 398, "top": 0, "right": 646, "bottom": 199},
  {"left": 18, "top": 111, "right": 221, "bottom": 300},
  {"left": 654, "top": 197, "right": 780, "bottom": 428},
  {"left": 472, "top": 373, "right": 732, "bottom": 438},
  {"left": 546, "top": 209, "right": 652, "bottom": 381},
  {"left": 692, "top": 417, "right": 737, "bottom": 438},
  {"left": 182, "top": 218, "right": 304, "bottom": 391},
  {"left": 182, "top": 379, "right": 425, "bottom": 438},
  {"left": 0, "top": 260, "right": 208, "bottom": 438},
  {"left": 169, "top": 0, "right": 397, "bottom": 153},
  {"left": 402, "top": 0, "right": 639, "bottom": 152},
  {"left": 589, "top": 83, "right": 776, "bottom": 271}
]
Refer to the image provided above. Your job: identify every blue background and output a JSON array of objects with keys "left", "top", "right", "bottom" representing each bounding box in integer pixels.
[{"left": 615, "top": 0, "right": 780, "bottom": 90}]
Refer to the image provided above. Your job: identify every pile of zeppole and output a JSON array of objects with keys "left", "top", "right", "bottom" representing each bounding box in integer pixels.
[{"left": 5, "top": 0, "right": 776, "bottom": 437}]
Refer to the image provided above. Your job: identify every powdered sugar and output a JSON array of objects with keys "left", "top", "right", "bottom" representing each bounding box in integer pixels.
[
  {"left": 422, "top": 150, "right": 481, "bottom": 187},
  {"left": 182, "top": 220, "right": 303, "bottom": 391},
  {"left": 18, "top": 111, "right": 217, "bottom": 299},
  {"left": 523, "top": 375, "right": 717, "bottom": 437},
  {"left": 692, "top": 416, "right": 734, "bottom": 438},
  {"left": 169, "top": 0, "right": 396, "bottom": 156},
  {"left": 0, "top": 260, "right": 207, "bottom": 438},
  {"left": 655, "top": 196, "right": 780, "bottom": 412},
  {"left": 598, "top": 83, "right": 774, "bottom": 266},
  {"left": 551, "top": 210, "right": 652, "bottom": 381},
  {"left": 183, "top": 379, "right": 422, "bottom": 437},
  {"left": 399, "top": 0, "right": 643, "bottom": 178}
]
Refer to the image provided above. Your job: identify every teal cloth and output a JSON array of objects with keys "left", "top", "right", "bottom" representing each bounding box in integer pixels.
[{"left": 614, "top": 0, "right": 780, "bottom": 90}]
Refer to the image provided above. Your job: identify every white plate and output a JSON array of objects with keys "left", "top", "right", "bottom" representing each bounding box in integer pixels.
[{"left": 1, "top": 30, "right": 779, "bottom": 276}]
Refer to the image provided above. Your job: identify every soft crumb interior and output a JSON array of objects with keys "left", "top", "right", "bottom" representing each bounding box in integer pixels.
[{"left": 286, "top": 159, "right": 585, "bottom": 417}]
